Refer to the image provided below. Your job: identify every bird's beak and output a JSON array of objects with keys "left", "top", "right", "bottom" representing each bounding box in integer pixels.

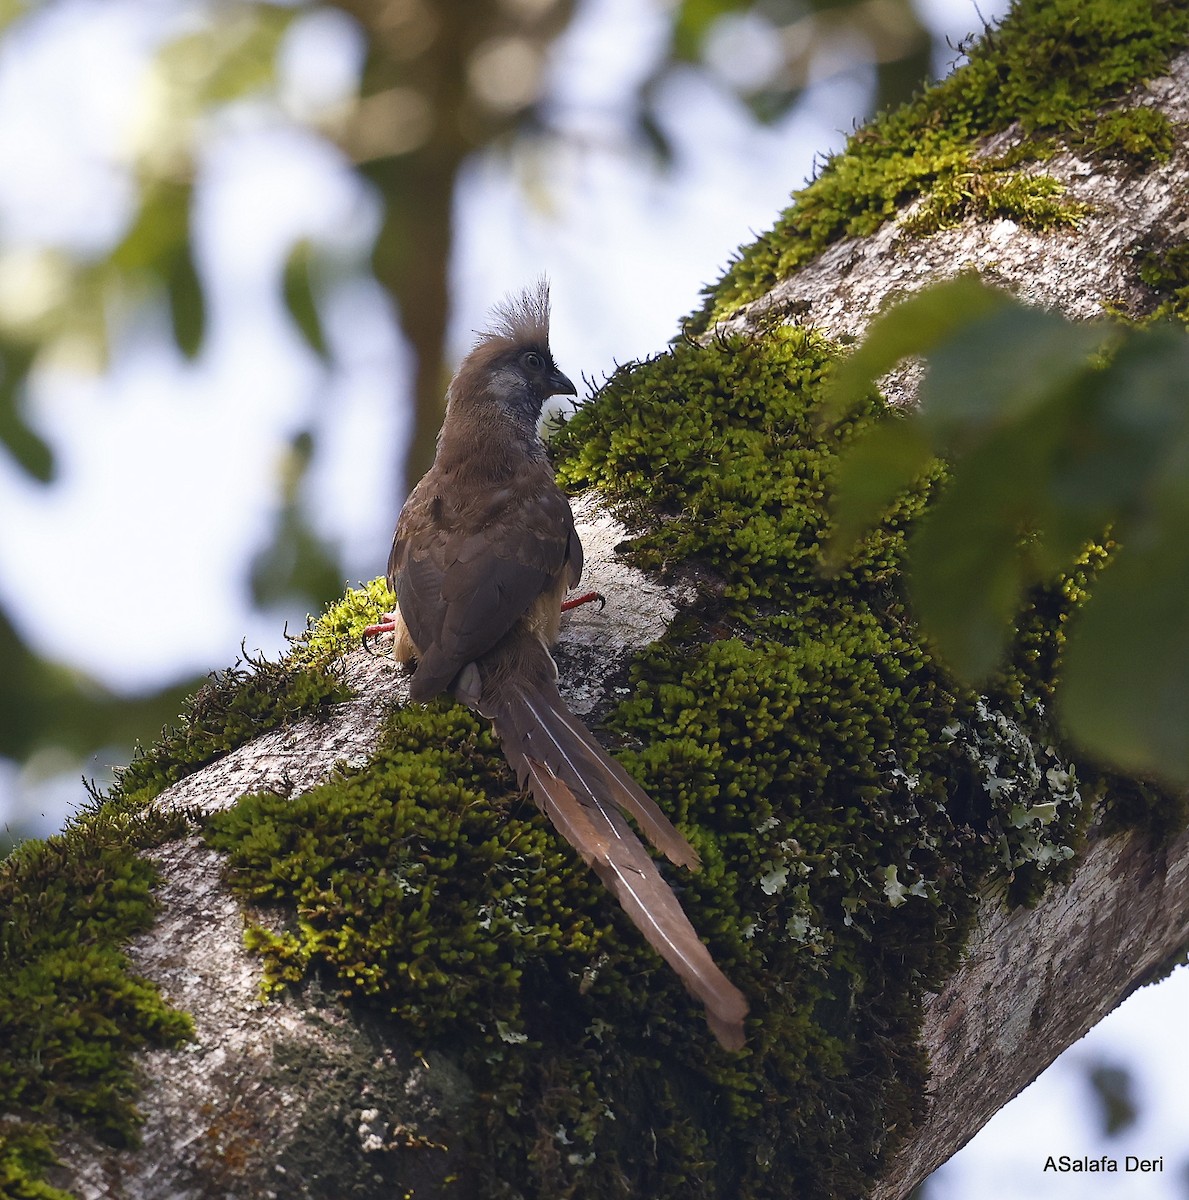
[{"left": 549, "top": 368, "right": 577, "bottom": 397}]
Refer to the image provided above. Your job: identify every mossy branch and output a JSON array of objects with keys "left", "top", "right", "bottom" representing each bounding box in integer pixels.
[{"left": 4, "top": 2, "right": 1189, "bottom": 1198}]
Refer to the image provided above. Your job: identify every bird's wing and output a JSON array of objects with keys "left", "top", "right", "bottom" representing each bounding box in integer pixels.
[{"left": 390, "top": 477, "right": 579, "bottom": 697}]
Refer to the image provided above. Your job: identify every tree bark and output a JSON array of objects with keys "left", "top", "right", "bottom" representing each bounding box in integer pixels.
[{"left": 872, "top": 824, "right": 1189, "bottom": 1199}]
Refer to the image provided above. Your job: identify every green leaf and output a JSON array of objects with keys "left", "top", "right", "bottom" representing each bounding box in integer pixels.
[
  {"left": 111, "top": 180, "right": 206, "bottom": 359},
  {"left": 154, "top": 7, "right": 294, "bottom": 110},
  {"left": 0, "top": 345, "right": 53, "bottom": 483},
  {"left": 827, "top": 280, "right": 1166, "bottom": 683},
  {"left": 1034, "top": 328, "right": 1189, "bottom": 576},
  {"left": 282, "top": 240, "right": 330, "bottom": 362},
  {"left": 111, "top": 182, "right": 191, "bottom": 273},
  {"left": 906, "top": 375, "right": 1095, "bottom": 680},
  {"left": 1060, "top": 483, "right": 1189, "bottom": 786},
  {"left": 823, "top": 415, "right": 933, "bottom": 571},
  {"left": 1059, "top": 374, "right": 1189, "bottom": 787},
  {"left": 908, "top": 424, "right": 1043, "bottom": 679},
  {"left": 821, "top": 274, "right": 1012, "bottom": 423},
  {"left": 167, "top": 242, "right": 206, "bottom": 360},
  {"left": 670, "top": 0, "right": 751, "bottom": 61},
  {"left": 918, "top": 302, "right": 1110, "bottom": 452}
]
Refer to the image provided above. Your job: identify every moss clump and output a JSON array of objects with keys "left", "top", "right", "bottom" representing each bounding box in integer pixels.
[
  {"left": 291, "top": 576, "right": 396, "bottom": 669},
  {"left": 1083, "top": 103, "right": 1178, "bottom": 165},
  {"left": 262, "top": 1024, "right": 471, "bottom": 1198},
  {"left": 1137, "top": 239, "right": 1189, "bottom": 325},
  {"left": 0, "top": 807, "right": 193, "bottom": 1191},
  {"left": 901, "top": 165, "right": 1087, "bottom": 235},
  {"left": 205, "top": 703, "right": 604, "bottom": 1034},
  {"left": 553, "top": 326, "right": 927, "bottom": 603},
  {"left": 0, "top": 647, "right": 349, "bottom": 1197},
  {"left": 0, "top": 1122, "right": 74, "bottom": 1200},
  {"left": 557, "top": 331, "right": 1087, "bottom": 899},
  {"left": 689, "top": 0, "right": 1189, "bottom": 330},
  {"left": 203, "top": 631, "right": 988, "bottom": 1199}
]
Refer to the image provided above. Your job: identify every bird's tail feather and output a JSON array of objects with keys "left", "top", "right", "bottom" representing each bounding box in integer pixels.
[
  {"left": 487, "top": 679, "right": 748, "bottom": 1050},
  {"left": 507, "top": 680, "right": 701, "bottom": 870}
]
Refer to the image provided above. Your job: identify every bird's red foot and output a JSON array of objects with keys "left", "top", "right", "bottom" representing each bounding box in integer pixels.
[
  {"left": 561, "top": 591, "right": 605, "bottom": 612},
  {"left": 362, "top": 614, "right": 397, "bottom": 654}
]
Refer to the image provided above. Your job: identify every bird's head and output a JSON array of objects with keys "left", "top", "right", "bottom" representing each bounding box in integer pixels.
[{"left": 449, "top": 279, "right": 576, "bottom": 428}]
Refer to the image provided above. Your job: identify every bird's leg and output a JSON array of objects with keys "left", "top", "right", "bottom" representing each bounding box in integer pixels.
[
  {"left": 561, "top": 591, "right": 605, "bottom": 612},
  {"left": 362, "top": 614, "right": 398, "bottom": 653},
  {"left": 368, "top": 593, "right": 602, "bottom": 654},
  {"left": 363, "top": 607, "right": 420, "bottom": 668}
]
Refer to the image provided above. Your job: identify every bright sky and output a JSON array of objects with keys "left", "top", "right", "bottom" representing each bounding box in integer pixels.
[{"left": 0, "top": 0, "right": 1184, "bottom": 1194}]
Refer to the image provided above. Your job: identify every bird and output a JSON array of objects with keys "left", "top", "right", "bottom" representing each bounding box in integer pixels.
[{"left": 368, "top": 281, "right": 748, "bottom": 1050}]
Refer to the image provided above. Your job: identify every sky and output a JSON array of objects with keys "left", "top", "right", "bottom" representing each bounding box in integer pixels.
[{"left": 0, "top": 0, "right": 1184, "bottom": 1195}]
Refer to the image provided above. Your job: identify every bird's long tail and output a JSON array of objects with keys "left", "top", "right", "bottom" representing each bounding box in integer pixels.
[{"left": 478, "top": 667, "right": 749, "bottom": 1050}]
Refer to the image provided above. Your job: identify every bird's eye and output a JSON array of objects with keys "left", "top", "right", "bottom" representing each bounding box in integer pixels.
[{"left": 523, "top": 351, "right": 545, "bottom": 371}]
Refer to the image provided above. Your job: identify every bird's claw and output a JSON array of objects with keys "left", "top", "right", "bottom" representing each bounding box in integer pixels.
[
  {"left": 362, "top": 614, "right": 397, "bottom": 656},
  {"left": 561, "top": 590, "right": 606, "bottom": 613}
]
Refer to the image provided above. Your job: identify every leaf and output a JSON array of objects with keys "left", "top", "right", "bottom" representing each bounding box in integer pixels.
[
  {"left": 111, "top": 182, "right": 191, "bottom": 273},
  {"left": 167, "top": 242, "right": 206, "bottom": 360},
  {"left": 1060, "top": 419, "right": 1189, "bottom": 787},
  {"left": 823, "top": 415, "right": 933, "bottom": 571},
  {"left": 670, "top": 0, "right": 751, "bottom": 61},
  {"left": 0, "top": 344, "right": 53, "bottom": 483},
  {"left": 918, "top": 302, "right": 1110, "bottom": 453},
  {"left": 821, "top": 274, "right": 1012, "bottom": 423},
  {"left": 1035, "top": 328, "right": 1189, "bottom": 575},
  {"left": 907, "top": 365, "right": 1120, "bottom": 679},
  {"left": 282, "top": 240, "right": 330, "bottom": 362},
  {"left": 827, "top": 280, "right": 1161, "bottom": 681},
  {"left": 111, "top": 180, "right": 207, "bottom": 359},
  {"left": 154, "top": 7, "right": 295, "bottom": 110},
  {"left": 907, "top": 423, "right": 1045, "bottom": 680},
  {"left": 821, "top": 267, "right": 1189, "bottom": 786}
]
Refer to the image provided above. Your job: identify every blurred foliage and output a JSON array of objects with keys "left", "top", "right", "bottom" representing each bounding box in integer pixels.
[
  {"left": 660, "top": 0, "right": 931, "bottom": 129},
  {"left": 825, "top": 275, "right": 1189, "bottom": 789},
  {"left": 0, "top": 0, "right": 946, "bottom": 840},
  {"left": 249, "top": 429, "right": 344, "bottom": 608},
  {"left": 1086, "top": 1060, "right": 1139, "bottom": 1137},
  {"left": 0, "top": 607, "right": 202, "bottom": 773}
]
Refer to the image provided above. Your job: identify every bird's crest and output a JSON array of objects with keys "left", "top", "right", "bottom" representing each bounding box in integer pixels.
[{"left": 478, "top": 278, "right": 551, "bottom": 350}]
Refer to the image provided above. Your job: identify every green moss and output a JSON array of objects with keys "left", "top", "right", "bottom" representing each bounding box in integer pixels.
[
  {"left": 264, "top": 1026, "right": 472, "bottom": 1198},
  {"left": 1082, "top": 103, "right": 1178, "bottom": 164},
  {"left": 553, "top": 327, "right": 926, "bottom": 603},
  {"left": 206, "top": 702, "right": 604, "bottom": 1034},
  {"left": 901, "top": 165, "right": 1087, "bottom": 235},
  {"left": 0, "top": 647, "right": 349, "bottom": 1197},
  {"left": 995, "top": 543, "right": 1187, "bottom": 847},
  {"left": 0, "top": 806, "right": 193, "bottom": 1191},
  {"left": 688, "top": 0, "right": 1189, "bottom": 330},
  {"left": 292, "top": 576, "right": 396, "bottom": 669},
  {"left": 1136, "top": 239, "right": 1189, "bottom": 325},
  {"left": 114, "top": 647, "right": 349, "bottom": 806},
  {"left": 0, "top": 1122, "right": 74, "bottom": 1200}
]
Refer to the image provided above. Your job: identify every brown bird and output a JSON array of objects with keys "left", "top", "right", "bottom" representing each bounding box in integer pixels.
[{"left": 370, "top": 282, "right": 748, "bottom": 1049}]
